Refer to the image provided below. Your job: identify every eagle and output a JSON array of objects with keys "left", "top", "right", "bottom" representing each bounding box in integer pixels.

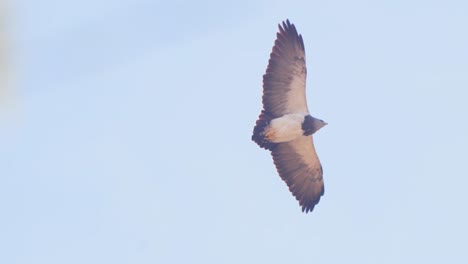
[{"left": 252, "top": 20, "right": 327, "bottom": 213}]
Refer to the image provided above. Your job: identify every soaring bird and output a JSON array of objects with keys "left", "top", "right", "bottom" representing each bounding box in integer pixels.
[{"left": 252, "top": 20, "right": 327, "bottom": 213}]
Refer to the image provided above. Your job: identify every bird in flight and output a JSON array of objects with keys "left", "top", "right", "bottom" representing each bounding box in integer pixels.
[{"left": 252, "top": 20, "right": 327, "bottom": 213}]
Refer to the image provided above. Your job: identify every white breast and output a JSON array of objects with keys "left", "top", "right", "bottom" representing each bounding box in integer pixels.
[{"left": 264, "top": 113, "right": 306, "bottom": 143}]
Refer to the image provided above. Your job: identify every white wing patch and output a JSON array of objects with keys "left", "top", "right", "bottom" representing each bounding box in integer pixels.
[
  {"left": 286, "top": 73, "right": 308, "bottom": 114},
  {"left": 295, "top": 136, "right": 321, "bottom": 167}
]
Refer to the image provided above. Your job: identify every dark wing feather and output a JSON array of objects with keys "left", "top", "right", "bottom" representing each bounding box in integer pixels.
[
  {"left": 251, "top": 110, "right": 277, "bottom": 150},
  {"left": 262, "top": 19, "right": 309, "bottom": 118},
  {"left": 271, "top": 136, "right": 324, "bottom": 213}
]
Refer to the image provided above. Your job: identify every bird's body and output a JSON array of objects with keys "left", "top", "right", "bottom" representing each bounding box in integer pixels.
[
  {"left": 264, "top": 113, "right": 307, "bottom": 143},
  {"left": 252, "top": 20, "right": 327, "bottom": 213}
]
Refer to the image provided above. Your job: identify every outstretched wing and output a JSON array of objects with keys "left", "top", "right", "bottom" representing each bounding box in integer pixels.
[
  {"left": 262, "top": 19, "right": 309, "bottom": 118},
  {"left": 271, "top": 136, "right": 324, "bottom": 213}
]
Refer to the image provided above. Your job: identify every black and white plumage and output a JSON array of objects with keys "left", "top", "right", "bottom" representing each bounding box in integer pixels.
[{"left": 252, "top": 20, "right": 327, "bottom": 213}]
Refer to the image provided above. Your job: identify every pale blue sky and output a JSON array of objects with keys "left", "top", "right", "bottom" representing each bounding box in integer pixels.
[{"left": 1, "top": 1, "right": 468, "bottom": 263}]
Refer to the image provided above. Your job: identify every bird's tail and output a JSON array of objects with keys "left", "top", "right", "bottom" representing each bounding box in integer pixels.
[{"left": 252, "top": 110, "right": 276, "bottom": 151}]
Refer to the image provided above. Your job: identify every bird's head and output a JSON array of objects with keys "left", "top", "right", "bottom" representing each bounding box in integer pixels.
[{"left": 302, "top": 115, "right": 327, "bottom": 136}]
